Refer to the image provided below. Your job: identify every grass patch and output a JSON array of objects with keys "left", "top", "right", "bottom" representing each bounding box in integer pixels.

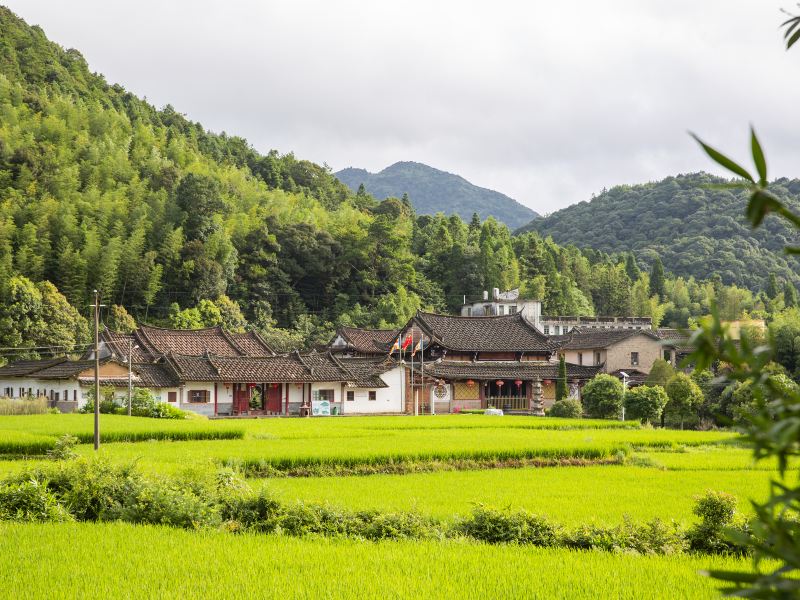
[{"left": 0, "top": 521, "right": 746, "bottom": 599}]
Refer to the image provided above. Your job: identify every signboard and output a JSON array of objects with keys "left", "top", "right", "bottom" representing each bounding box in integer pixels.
[{"left": 311, "top": 400, "right": 331, "bottom": 416}]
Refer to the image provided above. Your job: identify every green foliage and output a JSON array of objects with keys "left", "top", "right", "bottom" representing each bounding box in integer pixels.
[
  {"left": 625, "top": 385, "right": 669, "bottom": 425},
  {"left": 458, "top": 505, "right": 561, "bottom": 546},
  {"left": 556, "top": 354, "right": 567, "bottom": 401},
  {"left": 105, "top": 305, "right": 136, "bottom": 333},
  {"left": 46, "top": 434, "right": 78, "bottom": 460},
  {"left": 646, "top": 359, "right": 676, "bottom": 388},
  {"left": 0, "top": 480, "right": 72, "bottom": 522},
  {"left": 519, "top": 172, "right": 800, "bottom": 292},
  {"left": 549, "top": 399, "right": 583, "bottom": 419},
  {"left": 665, "top": 373, "right": 704, "bottom": 429},
  {"left": 687, "top": 491, "right": 743, "bottom": 555},
  {"left": 582, "top": 374, "right": 624, "bottom": 419}
]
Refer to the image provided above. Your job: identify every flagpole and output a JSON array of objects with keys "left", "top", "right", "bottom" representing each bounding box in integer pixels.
[
  {"left": 410, "top": 328, "right": 416, "bottom": 417},
  {"left": 423, "top": 335, "right": 430, "bottom": 415}
]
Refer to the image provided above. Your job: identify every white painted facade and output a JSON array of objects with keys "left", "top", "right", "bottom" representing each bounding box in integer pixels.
[{"left": 341, "top": 365, "right": 404, "bottom": 414}]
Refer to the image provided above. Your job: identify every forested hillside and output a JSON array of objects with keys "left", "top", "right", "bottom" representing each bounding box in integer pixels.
[
  {"left": 336, "top": 161, "right": 539, "bottom": 229},
  {"left": 517, "top": 173, "right": 800, "bottom": 291},
  {"left": 0, "top": 7, "right": 793, "bottom": 362}
]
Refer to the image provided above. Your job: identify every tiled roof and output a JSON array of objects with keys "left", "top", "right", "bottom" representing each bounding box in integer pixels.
[
  {"left": 332, "top": 356, "right": 394, "bottom": 388},
  {"left": 99, "top": 326, "right": 276, "bottom": 360},
  {"left": 0, "top": 356, "right": 177, "bottom": 388},
  {"left": 413, "top": 312, "right": 555, "bottom": 353},
  {"left": 423, "top": 360, "right": 601, "bottom": 381},
  {"left": 162, "top": 352, "right": 389, "bottom": 387},
  {"left": 100, "top": 330, "right": 157, "bottom": 362},
  {"left": 34, "top": 360, "right": 99, "bottom": 379},
  {"left": 332, "top": 327, "right": 399, "bottom": 354},
  {"left": 656, "top": 328, "right": 693, "bottom": 352},
  {"left": 551, "top": 328, "right": 660, "bottom": 351},
  {"left": 0, "top": 358, "right": 67, "bottom": 377},
  {"left": 229, "top": 332, "right": 274, "bottom": 356}
]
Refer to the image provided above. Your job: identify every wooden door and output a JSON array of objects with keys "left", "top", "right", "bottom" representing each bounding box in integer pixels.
[
  {"left": 265, "top": 384, "right": 282, "bottom": 413},
  {"left": 235, "top": 385, "right": 250, "bottom": 414}
]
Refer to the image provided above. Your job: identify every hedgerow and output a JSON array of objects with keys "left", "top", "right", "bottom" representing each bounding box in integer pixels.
[{"left": 0, "top": 460, "right": 751, "bottom": 556}]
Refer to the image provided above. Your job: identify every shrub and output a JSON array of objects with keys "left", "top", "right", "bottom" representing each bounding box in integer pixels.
[
  {"left": 108, "top": 479, "right": 218, "bottom": 529},
  {"left": 0, "top": 479, "right": 72, "bottom": 522},
  {"left": 458, "top": 506, "right": 560, "bottom": 546},
  {"left": 582, "top": 374, "right": 624, "bottom": 419},
  {"left": 47, "top": 435, "right": 78, "bottom": 460},
  {"left": 665, "top": 373, "right": 704, "bottom": 429},
  {"left": 360, "top": 511, "right": 440, "bottom": 541},
  {"left": 549, "top": 399, "right": 583, "bottom": 419},
  {"left": 565, "top": 517, "right": 686, "bottom": 555},
  {"left": 624, "top": 385, "right": 668, "bottom": 424},
  {"left": 687, "top": 490, "right": 744, "bottom": 555}
]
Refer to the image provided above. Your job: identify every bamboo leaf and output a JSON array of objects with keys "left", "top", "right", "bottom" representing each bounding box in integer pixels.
[
  {"left": 788, "top": 27, "right": 800, "bottom": 49},
  {"left": 690, "top": 133, "right": 755, "bottom": 183},
  {"left": 750, "top": 127, "right": 767, "bottom": 185}
]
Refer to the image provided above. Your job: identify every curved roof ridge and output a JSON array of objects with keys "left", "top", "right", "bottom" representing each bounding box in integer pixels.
[{"left": 416, "top": 310, "right": 529, "bottom": 321}]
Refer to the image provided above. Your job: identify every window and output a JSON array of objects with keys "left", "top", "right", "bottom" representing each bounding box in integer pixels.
[
  {"left": 189, "top": 390, "right": 209, "bottom": 403},
  {"left": 543, "top": 326, "right": 550, "bottom": 335},
  {"left": 73, "top": 390, "right": 77, "bottom": 402},
  {"left": 594, "top": 351, "right": 601, "bottom": 365},
  {"left": 368, "top": 391, "right": 377, "bottom": 401},
  {"left": 346, "top": 390, "right": 355, "bottom": 401},
  {"left": 467, "top": 307, "right": 472, "bottom": 316},
  {"left": 510, "top": 305, "right": 517, "bottom": 314},
  {"left": 630, "top": 352, "right": 639, "bottom": 366},
  {"left": 498, "top": 305, "right": 505, "bottom": 315},
  {"left": 578, "top": 353, "right": 583, "bottom": 366},
  {"left": 168, "top": 391, "right": 177, "bottom": 403},
  {"left": 315, "top": 389, "right": 334, "bottom": 402}
]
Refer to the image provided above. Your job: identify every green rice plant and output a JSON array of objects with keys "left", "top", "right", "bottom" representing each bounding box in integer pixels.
[
  {"left": 266, "top": 464, "right": 775, "bottom": 526},
  {"left": 0, "top": 522, "right": 752, "bottom": 598},
  {"left": 0, "top": 414, "right": 245, "bottom": 453},
  {"left": 0, "top": 432, "right": 56, "bottom": 456}
]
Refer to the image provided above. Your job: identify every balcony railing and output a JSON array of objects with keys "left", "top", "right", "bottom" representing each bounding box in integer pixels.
[{"left": 486, "top": 396, "right": 528, "bottom": 410}]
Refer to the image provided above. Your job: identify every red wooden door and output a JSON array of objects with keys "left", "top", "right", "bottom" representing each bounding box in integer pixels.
[
  {"left": 235, "top": 386, "right": 250, "bottom": 414},
  {"left": 265, "top": 384, "right": 282, "bottom": 413}
]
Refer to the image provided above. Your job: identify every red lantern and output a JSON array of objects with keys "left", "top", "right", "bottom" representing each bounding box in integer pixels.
[
  {"left": 466, "top": 379, "right": 475, "bottom": 388},
  {"left": 271, "top": 383, "right": 279, "bottom": 389},
  {"left": 514, "top": 379, "right": 523, "bottom": 387},
  {"left": 543, "top": 379, "right": 552, "bottom": 386},
  {"left": 496, "top": 380, "right": 504, "bottom": 387}
]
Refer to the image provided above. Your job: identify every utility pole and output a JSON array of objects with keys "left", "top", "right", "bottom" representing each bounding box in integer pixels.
[
  {"left": 127, "top": 340, "right": 139, "bottom": 416},
  {"left": 92, "top": 290, "right": 102, "bottom": 451}
]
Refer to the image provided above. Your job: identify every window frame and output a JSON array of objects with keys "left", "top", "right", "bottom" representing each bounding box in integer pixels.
[
  {"left": 189, "top": 390, "right": 210, "bottom": 403},
  {"left": 346, "top": 390, "right": 355, "bottom": 401},
  {"left": 630, "top": 352, "right": 639, "bottom": 366},
  {"left": 368, "top": 390, "right": 377, "bottom": 401}
]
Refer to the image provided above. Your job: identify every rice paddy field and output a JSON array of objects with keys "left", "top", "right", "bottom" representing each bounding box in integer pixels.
[
  {"left": 0, "top": 522, "right": 751, "bottom": 599},
  {"left": 0, "top": 413, "right": 784, "bottom": 598}
]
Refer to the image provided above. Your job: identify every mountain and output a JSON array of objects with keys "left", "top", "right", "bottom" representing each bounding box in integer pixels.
[
  {"left": 335, "top": 161, "right": 539, "bottom": 229},
  {"left": 516, "top": 172, "right": 800, "bottom": 291}
]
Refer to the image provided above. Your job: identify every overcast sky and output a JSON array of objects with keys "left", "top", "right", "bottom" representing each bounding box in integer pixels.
[{"left": 6, "top": 1, "right": 800, "bottom": 213}]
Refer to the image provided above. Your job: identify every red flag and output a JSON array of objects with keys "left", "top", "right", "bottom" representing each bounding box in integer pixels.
[{"left": 401, "top": 334, "right": 413, "bottom": 350}]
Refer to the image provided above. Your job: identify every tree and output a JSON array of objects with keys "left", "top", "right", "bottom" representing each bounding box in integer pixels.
[
  {"left": 214, "top": 295, "right": 247, "bottom": 333},
  {"left": 785, "top": 281, "right": 799, "bottom": 308},
  {"left": 644, "top": 359, "right": 676, "bottom": 388},
  {"left": 581, "top": 374, "right": 624, "bottom": 419},
  {"left": 624, "top": 253, "right": 640, "bottom": 281},
  {"left": 549, "top": 398, "right": 583, "bottom": 419},
  {"left": 555, "top": 354, "right": 567, "bottom": 402},
  {"left": 664, "top": 372, "right": 703, "bottom": 429},
  {"left": 624, "top": 385, "right": 668, "bottom": 425},
  {"left": 106, "top": 305, "right": 136, "bottom": 333},
  {"left": 175, "top": 174, "right": 226, "bottom": 242},
  {"left": 766, "top": 273, "right": 780, "bottom": 299},
  {"left": 649, "top": 257, "right": 666, "bottom": 301}
]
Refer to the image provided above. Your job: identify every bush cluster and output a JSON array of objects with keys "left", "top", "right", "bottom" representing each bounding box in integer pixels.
[
  {"left": 0, "top": 461, "right": 752, "bottom": 557},
  {"left": 548, "top": 399, "right": 583, "bottom": 419},
  {"left": 80, "top": 388, "right": 186, "bottom": 419}
]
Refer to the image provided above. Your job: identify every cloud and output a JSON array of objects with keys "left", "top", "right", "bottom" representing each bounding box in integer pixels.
[{"left": 5, "top": 0, "right": 799, "bottom": 213}]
